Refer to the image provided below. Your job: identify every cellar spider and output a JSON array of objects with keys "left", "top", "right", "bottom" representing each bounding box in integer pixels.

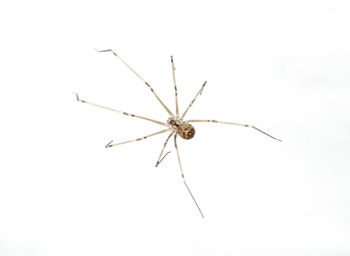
[{"left": 74, "top": 49, "right": 281, "bottom": 218}]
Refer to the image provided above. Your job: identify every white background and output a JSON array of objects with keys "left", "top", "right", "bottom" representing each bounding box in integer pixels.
[{"left": 1, "top": 0, "right": 350, "bottom": 255}]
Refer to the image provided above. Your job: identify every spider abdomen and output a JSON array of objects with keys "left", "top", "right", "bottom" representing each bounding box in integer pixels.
[{"left": 178, "top": 123, "right": 195, "bottom": 140}]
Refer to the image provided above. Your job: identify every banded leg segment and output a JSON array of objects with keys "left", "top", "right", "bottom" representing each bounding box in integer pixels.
[
  {"left": 106, "top": 129, "right": 171, "bottom": 148},
  {"left": 155, "top": 131, "right": 175, "bottom": 167},
  {"left": 171, "top": 56, "right": 179, "bottom": 118},
  {"left": 181, "top": 81, "right": 207, "bottom": 120},
  {"left": 73, "top": 93, "right": 168, "bottom": 127},
  {"left": 186, "top": 119, "right": 282, "bottom": 141},
  {"left": 96, "top": 49, "right": 175, "bottom": 118},
  {"left": 174, "top": 134, "right": 204, "bottom": 218}
]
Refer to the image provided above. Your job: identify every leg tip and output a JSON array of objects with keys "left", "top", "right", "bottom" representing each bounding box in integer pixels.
[
  {"left": 95, "top": 48, "right": 110, "bottom": 53},
  {"left": 105, "top": 140, "right": 113, "bottom": 148},
  {"left": 72, "top": 92, "right": 79, "bottom": 101},
  {"left": 95, "top": 48, "right": 117, "bottom": 55}
]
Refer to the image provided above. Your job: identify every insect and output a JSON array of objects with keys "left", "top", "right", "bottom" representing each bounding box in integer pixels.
[{"left": 74, "top": 49, "right": 281, "bottom": 218}]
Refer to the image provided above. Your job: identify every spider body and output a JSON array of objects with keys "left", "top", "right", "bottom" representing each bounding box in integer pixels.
[
  {"left": 168, "top": 118, "right": 195, "bottom": 140},
  {"left": 74, "top": 49, "right": 281, "bottom": 218}
]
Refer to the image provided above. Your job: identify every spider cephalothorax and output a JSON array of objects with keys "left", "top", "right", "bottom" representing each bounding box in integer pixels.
[
  {"left": 75, "top": 49, "right": 281, "bottom": 218},
  {"left": 168, "top": 118, "right": 195, "bottom": 140}
]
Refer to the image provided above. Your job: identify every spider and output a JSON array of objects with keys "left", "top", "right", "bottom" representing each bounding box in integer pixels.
[{"left": 74, "top": 49, "right": 281, "bottom": 218}]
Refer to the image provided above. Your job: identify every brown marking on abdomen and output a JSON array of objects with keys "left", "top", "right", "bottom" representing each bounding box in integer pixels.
[{"left": 178, "top": 123, "right": 195, "bottom": 140}]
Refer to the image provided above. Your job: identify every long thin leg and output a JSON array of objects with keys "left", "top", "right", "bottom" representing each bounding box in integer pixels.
[
  {"left": 171, "top": 56, "right": 179, "bottom": 118},
  {"left": 174, "top": 134, "right": 204, "bottom": 218},
  {"left": 105, "top": 129, "right": 171, "bottom": 148},
  {"left": 186, "top": 119, "right": 282, "bottom": 141},
  {"left": 155, "top": 131, "right": 175, "bottom": 167},
  {"left": 181, "top": 81, "right": 207, "bottom": 120},
  {"left": 96, "top": 49, "right": 175, "bottom": 118},
  {"left": 73, "top": 93, "right": 168, "bottom": 127}
]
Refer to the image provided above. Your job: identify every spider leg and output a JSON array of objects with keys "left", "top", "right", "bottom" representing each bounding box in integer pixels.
[
  {"left": 174, "top": 133, "right": 204, "bottom": 218},
  {"left": 105, "top": 129, "right": 171, "bottom": 148},
  {"left": 171, "top": 56, "right": 179, "bottom": 118},
  {"left": 73, "top": 93, "right": 168, "bottom": 127},
  {"left": 186, "top": 119, "right": 282, "bottom": 141},
  {"left": 95, "top": 49, "right": 175, "bottom": 118},
  {"left": 155, "top": 131, "right": 175, "bottom": 167},
  {"left": 181, "top": 81, "right": 207, "bottom": 120}
]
